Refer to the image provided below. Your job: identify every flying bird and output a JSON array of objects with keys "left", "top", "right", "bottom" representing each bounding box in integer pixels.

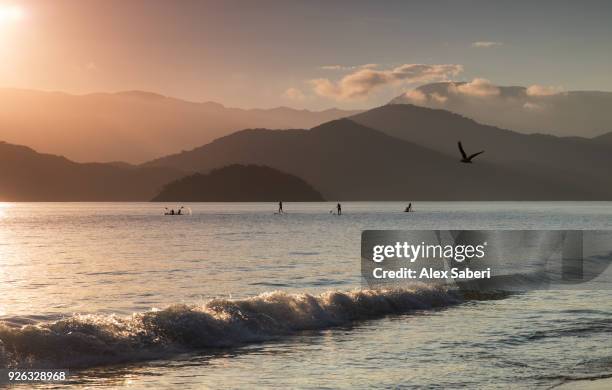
[{"left": 457, "top": 141, "right": 484, "bottom": 163}]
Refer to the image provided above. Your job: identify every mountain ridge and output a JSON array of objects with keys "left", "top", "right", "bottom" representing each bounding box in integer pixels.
[
  {"left": 145, "top": 118, "right": 607, "bottom": 200},
  {"left": 4, "top": 103, "right": 612, "bottom": 201},
  {"left": 351, "top": 104, "right": 612, "bottom": 183},
  {"left": 153, "top": 164, "right": 324, "bottom": 202},
  {"left": 390, "top": 82, "right": 612, "bottom": 137},
  {"left": 0, "top": 88, "right": 360, "bottom": 164},
  {"left": 0, "top": 141, "right": 184, "bottom": 201}
]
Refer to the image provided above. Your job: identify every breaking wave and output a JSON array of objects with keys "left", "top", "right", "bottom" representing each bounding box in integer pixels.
[{"left": 0, "top": 286, "right": 468, "bottom": 368}]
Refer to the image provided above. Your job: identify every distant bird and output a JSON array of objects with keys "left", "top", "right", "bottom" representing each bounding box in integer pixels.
[{"left": 457, "top": 141, "right": 484, "bottom": 163}]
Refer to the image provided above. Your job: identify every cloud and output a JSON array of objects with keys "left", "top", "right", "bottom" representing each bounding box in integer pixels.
[
  {"left": 398, "top": 79, "right": 566, "bottom": 108},
  {"left": 319, "top": 65, "right": 345, "bottom": 70},
  {"left": 448, "top": 78, "right": 500, "bottom": 97},
  {"left": 430, "top": 92, "right": 448, "bottom": 103},
  {"left": 72, "top": 61, "right": 100, "bottom": 73},
  {"left": 526, "top": 84, "right": 565, "bottom": 96},
  {"left": 402, "top": 90, "right": 449, "bottom": 106},
  {"left": 318, "top": 64, "right": 378, "bottom": 71},
  {"left": 283, "top": 87, "right": 305, "bottom": 100},
  {"left": 403, "top": 89, "right": 427, "bottom": 104},
  {"left": 311, "top": 63, "right": 463, "bottom": 100},
  {"left": 359, "top": 63, "right": 379, "bottom": 70},
  {"left": 471, "top": 41, "right": 503, "bottom": 48},
  {"left": 523, "top": 102, "right": 545, "bottom": 111}
]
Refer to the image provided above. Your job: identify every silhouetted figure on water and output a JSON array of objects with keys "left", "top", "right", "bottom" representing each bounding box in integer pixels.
[
  {"left": 278, "top": 201, "right": 283, "bottom": 214},
  {"left": 458, "top": 141, "right": 484, "bottom": 163},
  {"left": 337, "top": 203, "right": 342, "bottom": 215},
  {"left": 164, "top": 206, "right": 184, "bottom": 215},
  {"left": 405, "top": 203, "right": 413, "bottom": 212}
]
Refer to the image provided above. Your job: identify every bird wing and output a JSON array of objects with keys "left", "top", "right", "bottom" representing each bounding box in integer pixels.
[
  {"left": 468, "top": 151, "right": 485, "bottom": 160},
  {"left": 457, "top": 141, "right": 468, "bottom": 159}
]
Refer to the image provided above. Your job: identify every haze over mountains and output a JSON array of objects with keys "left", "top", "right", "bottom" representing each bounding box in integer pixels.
[
  {"left": 3, "top": 83, "right": 610, "bottom": 168},
  {"left": 146, "top": 115, "right": 610, "bottom": 200},
  {"left": 0, "top": 142, "right": 183, "bottom": 201},
  {"left": 391, "top": 82, "right": 612, "bottom": 137},
  {"left": 0, "top": 88, "right": 359, "bottom": 163},
  {"left": 351, "top": 104, "right": 612, "bottom": 183},
  {"left": 3, "top": 95, "right": 612, "bottom": 201}
]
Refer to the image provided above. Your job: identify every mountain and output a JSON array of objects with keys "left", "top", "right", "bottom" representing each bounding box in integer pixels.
[
  {"left": 0, "top": 88, "right": 360, "bottom": 164},
  {"left": 593, "top": 131, "right": 612, "bottom": 146},
  {"left": 152, "top": 164, "right": 324, "bottom": 202},
  {"left": 0, "top": 142, "right": 183, "bottom": 201},
  {"left": 351, "top": 104, "right": 612, "bottom": 186},
  {"left": 7, "top": 103, "right": 612, "bottom": 201},
  {"left": 145, "top": 119, "right": 605, "bottom": 200},
  {"left": 390, "top": 82, "right": 612, "bottom": 137}
]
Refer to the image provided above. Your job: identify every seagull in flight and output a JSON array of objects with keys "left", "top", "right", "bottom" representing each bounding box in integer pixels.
[{"left": 457, "top": 141, "right": 484, "bottom": 163}]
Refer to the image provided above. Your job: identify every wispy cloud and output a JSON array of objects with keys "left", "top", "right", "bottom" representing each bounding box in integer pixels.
[
  {"left": 471, "top": 41, "right": 503, "bottom": 48},
  {"left": 449, "top": 78, "right": 500, "bottom": 97},
  {"left": 282, "top": 87, "right": 306, "bottom": 101},
  {"left": 403, "top": 89, "right": 428, "bottom": 104},
  {"left": 318, "top": 64, "right": 378, "bottom": 71},
  {"left": 310, "top": 63, "right": 463, "bottom": 101},
  {"left": 526, "top": 84, "right": 565, "bottom": 96},
  {"left": 399, "top": 79, "right": 566, "bottom": 111},
  {"left": 523, "top": 102, "right": 545, "bottom": 111}
]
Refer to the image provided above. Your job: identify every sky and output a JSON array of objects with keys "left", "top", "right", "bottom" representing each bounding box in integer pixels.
[{"left": 0, "top": 0, "right": 611, "bottom": 110}]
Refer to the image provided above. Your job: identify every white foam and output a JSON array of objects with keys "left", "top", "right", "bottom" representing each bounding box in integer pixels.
[{"left": 0, "top": 286, "right": 459, "bottom": 368}]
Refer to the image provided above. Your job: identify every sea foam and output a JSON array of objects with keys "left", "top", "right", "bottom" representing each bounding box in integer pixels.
[{"left": 0, "top": 286, "right": 460, "bottom": 368}]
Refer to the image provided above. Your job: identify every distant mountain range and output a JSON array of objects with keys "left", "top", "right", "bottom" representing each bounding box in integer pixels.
[
  {"left": 0, "top": 142, "right": 183, "bottom": 201},
  {"left": 153, "top": 165, "right": 324, "bottom": 202},
  {"left": 0, "top": 88, "right": 359, "bottom": 164},
  {"left": 3, "top": 84, "right": 609, "bottom": 168},
  {"left": 351, "top": 104, "right": 612, "bottom": 184},
  {"left": 146, "top": 111, "right": 611, "bottom": 200},
  {"left": 594, "top": 131, "right": 612, "bottom": 146},
  {"left": 390, "top": 82, "right": 612, "bottom": 137},
  {"left": 4, "top": 103, "right": 612, "bottom": 201}
]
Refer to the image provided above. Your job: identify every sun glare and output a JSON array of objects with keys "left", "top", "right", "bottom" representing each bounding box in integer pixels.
[
  {"left": 0, "top": 4, "right": 23, "bottom": 23},
  {"left": 0, "top": 202, "right": 12, "bottom": 218}
]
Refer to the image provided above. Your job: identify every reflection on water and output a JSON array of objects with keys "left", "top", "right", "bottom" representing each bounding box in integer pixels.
[
  {"left": 30, "top": 292, "right": 612, "bottom": 389},
  {"left": 1, "top": 201, "right": 611, "bottom": 318},
  {"left": 0, "top": 202, "right": 611, "bottom": 388}
]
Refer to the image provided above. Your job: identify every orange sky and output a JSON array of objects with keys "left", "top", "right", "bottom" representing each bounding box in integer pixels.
[{"left": 1, "top": 1, "right": 611, "bottom": 110}]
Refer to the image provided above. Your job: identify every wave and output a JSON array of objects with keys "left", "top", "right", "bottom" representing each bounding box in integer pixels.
[{"left": 0, "top": 286, "right": 468, "bottom": 369}]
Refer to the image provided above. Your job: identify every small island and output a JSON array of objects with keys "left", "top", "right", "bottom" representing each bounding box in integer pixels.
[{"left": 152, "top": 164, "right": 324, "bottom": 202}]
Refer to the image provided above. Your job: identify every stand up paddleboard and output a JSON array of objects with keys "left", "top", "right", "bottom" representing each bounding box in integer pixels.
[{"left": 163, "top": 206, "right": 192, "bottom": 216}]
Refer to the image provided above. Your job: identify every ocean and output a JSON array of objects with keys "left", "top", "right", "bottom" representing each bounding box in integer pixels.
[{"left": 0, "top": 202, "right": 611, "bottom": 388}]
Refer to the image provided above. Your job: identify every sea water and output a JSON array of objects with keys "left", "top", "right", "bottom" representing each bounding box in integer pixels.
[{"left": 0, "top": 202, "right": 610, "bottom": 388}]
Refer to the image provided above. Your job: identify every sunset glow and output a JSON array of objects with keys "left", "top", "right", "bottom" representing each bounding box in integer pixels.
[
  {"left": 0, "top": 4, "right": 23, "bottom": 23},
  {"left": 0, "top": 202, "right": 12, "bottom": 218},
  {"left": 0, "top": 1, "right": 611, "bottom": 388}
]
